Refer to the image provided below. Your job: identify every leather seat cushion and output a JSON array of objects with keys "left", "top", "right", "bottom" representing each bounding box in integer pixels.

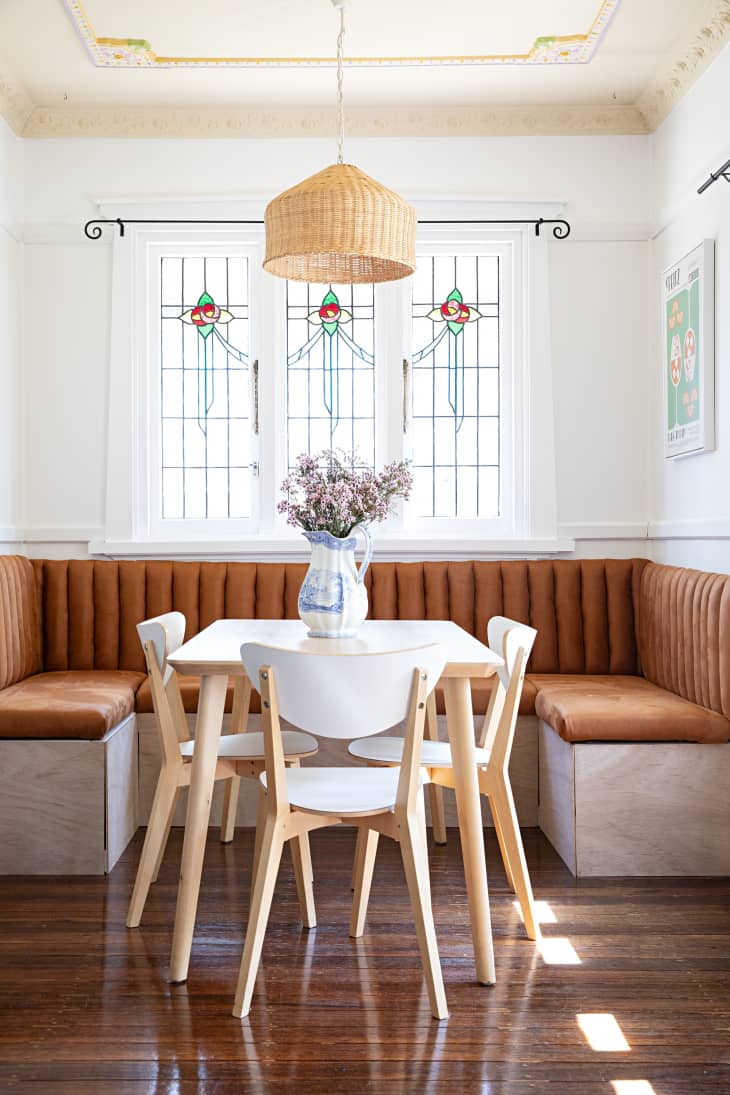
[
  {"left": 0, "top": 671, "right": 145, "bottom": 740},
  {"left": 534, "top": 675, "right": 730, "bottom": 744},
  {"left": 435, "top": 676, "right": 537, "bottom": 717},
  {"left": 139, "top": 674, "right": 530, "bottom": 719},
  {"left": 135, "top": 675, "right": 246, "bottom": 714}
]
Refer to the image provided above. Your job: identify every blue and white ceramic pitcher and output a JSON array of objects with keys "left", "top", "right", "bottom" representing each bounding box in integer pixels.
[{"left": 298, "top": 526, "right": 373, "bottom": 638}]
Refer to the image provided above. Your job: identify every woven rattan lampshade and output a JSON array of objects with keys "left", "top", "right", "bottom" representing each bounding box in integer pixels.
[{"left": 263, "top": 162, "right": 417, "bottom": 284}]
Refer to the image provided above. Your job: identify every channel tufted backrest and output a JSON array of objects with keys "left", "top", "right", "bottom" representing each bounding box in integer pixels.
[
  {"left": 30, "top": 557, "right": 648, "bottom": 677},
  {"left": 0, "top": 555, "right": 41, "bottom": 689},
  {"left": 637, "top": 563, "right": 730, "bottom": 718},
  {"left": 366, "top": 559, "right": 648, "bottom": 674}
]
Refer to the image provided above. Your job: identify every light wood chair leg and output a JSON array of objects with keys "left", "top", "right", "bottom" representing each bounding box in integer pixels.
[
  {"left": 351, "top": 764, "right": 375, "bottom": 889},
  {"left": 349, "top": 827, "right": 379, "bottom": 938},
  {"left": 488, "top": 777, "right": 540, "bottom": 942},
  {"left": 490, "top": 801, "right": 516, "bottom": 892},
  {"left": 290, "top": 832, "right": 317, "bottom": 929},
  {"left": 251, "top": 784, "right": 267, "bottom": 892},
  {"left": 415, "top": 793, "right": 433, "bottom": 904},
  {"left": 288, "top": 759, "right": 313, "bottom": 884},
  {"left": 427, "top": 784, "right": 447, "bottom": 846},
  {"left": 220, "top": 775, "right": 241, "bottom": 844},
  {"left": 232, "top": 815, "right": 286, "bottom": 1019},
  {"left": 425, "top": 694, "right": 447, "bottom": 845},
  {"left": 351, "top": 819, "right": 365, "bottom": 892},
  {"left": 127, "top": 772, "right": 180, "bottom": 928},
  {"left": 398, "top": 797, "right": 448, "bottom": 1020},
  {"left": 151, "top": 786, "right": 181, "bottom": 885}
]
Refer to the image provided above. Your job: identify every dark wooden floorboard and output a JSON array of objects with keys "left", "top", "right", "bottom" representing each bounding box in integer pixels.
[{"left": 0, "top": 828, "right": 728, "bottom": 1094}]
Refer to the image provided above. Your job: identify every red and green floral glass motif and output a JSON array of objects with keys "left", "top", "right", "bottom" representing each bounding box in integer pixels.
[
  {"left": 180, "top": 291, "right": 233, "bottom": 338},
  {"left": 308, "top": 289, "right": 352, "bottom": 336},
  {"left": 416, "top": 287, "right": 483, "bottom": 430},
  {"left": 179, "top": 291, "right": 245, "bottom": 431},
  {"left": 287, "top": 288, "right": 372, "bottom": 425}
]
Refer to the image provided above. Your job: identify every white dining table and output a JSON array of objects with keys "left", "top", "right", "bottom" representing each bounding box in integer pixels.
[{"left": 166, "top": 618, "right": 503, "bottom": 987}]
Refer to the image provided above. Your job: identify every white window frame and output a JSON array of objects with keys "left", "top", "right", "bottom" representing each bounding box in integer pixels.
[
  {"left": 399, "top": 228, "right": 521, "bottom": 541},
  {"left": 94, "top": 216, "right": 565, "bottom": 558},
  {"left": 146, "top": 236, "right": 262, "bottom": 541}
]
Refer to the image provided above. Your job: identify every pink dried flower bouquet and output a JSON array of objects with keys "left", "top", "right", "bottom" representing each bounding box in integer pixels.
[{"left": 279, "top": 449, "right": 413, "bottom": 539}]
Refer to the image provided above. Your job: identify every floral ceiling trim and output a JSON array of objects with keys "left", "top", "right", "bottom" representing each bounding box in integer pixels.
[{"left": 63, "top": 0, "right": 620, "bottom": 69}]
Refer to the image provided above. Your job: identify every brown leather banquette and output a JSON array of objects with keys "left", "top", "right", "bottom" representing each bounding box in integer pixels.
[{"left": 0, "top": 554, "right": 728, "bottom": 745}]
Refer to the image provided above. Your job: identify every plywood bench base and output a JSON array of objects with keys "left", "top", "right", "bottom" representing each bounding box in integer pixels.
[
  {"left": 0, "top": 715, "right": 137, "bottom": 875},
  {"left": 537, "top": 720, "right": 730, "bottom": 876}
]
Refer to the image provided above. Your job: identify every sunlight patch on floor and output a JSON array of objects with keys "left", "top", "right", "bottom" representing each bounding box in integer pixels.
[
  {"left": 513, "top": 899, "right": 558, "bottom": 924},
  {"left": 610, "top": 1081, "right": 657, "bottom": 1094},
  {"left": 577, "top": 1013, "right": 631, "bottom": 1052},
  {"left": 537, "top": 936, "right": 581, "bottom": 964}
]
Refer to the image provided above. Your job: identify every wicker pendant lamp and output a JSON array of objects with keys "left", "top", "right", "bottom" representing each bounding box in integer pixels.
[{"left": 263, "top": 0, "right": 416, "bottom": 284}]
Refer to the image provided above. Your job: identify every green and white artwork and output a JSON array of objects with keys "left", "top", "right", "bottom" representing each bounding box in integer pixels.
[{"left": 662, "top": 240, "right": 715, "bottom": 459}]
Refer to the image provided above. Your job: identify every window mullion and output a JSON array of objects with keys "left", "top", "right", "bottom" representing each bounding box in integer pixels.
[
  {"left": 374, "top": 280, "right": 409, "bottom": 531},
  {"left": 259, "top": 268, "right": 286, "bottom": 534}
]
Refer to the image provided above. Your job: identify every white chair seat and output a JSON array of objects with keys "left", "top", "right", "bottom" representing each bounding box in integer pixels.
[
  {"left": 261, "top": 766, "right": 426, "bottom": 817},
  {"left": 180, "top": 729, "right": 318, "bottom": 761},
  {"left": 349, "top": 736, "right": 492, "bottom": 769}
]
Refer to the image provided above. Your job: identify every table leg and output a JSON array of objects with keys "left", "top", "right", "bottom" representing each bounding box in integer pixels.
[
  {"left": 442, "top": 676, "right": 496, "bottom": 985},
  {"left": 169, "top": 673, "right": 228, "bottom": 983}
]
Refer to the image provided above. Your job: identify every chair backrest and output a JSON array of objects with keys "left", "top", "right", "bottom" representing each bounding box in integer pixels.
[
  {"left": 242, "top": 641, "right": 446, "bottom": 817},
  {"left": 137, "top": 612, "right": 190, "bottom": 764},
  {"left": 487, "top": 615, "right": 536, "bottom": 690},
  {"left": 240, "top": 642, "right": 446, "bottom": 740},
  {"left": 480, "top": 617, "right": 537, "bottom": 763}
]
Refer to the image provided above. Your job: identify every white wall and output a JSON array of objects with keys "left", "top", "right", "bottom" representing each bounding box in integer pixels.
[
  {"left": 649, "top": 43, "right": 730, "bottom": 574},
  {"left": 0, "top": 117, "right": 21, "bottom": 552},
  {"left": 16, "top": 134, "right": 652, "bottom": 559}
]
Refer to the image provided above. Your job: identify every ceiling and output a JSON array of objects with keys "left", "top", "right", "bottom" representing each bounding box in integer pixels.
[{"left": 0, "top": 0, "right": 728, "bottom": 137}]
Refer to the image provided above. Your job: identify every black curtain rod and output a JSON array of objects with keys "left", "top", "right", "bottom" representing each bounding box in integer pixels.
[
  {"left": 697, "top": 158, "right": 730, "bottom": 194},
  {"left": 83, "top": 216, "right": 571, "bottom": 240}
]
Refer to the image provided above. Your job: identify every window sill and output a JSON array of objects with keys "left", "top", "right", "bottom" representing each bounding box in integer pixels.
[{"left": 87, "top": 536, "right": 576, "bottom": 561}]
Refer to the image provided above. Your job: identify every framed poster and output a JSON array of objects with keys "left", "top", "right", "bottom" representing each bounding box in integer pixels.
[{"left": 663, "top": 239, "right": 715, "bottom": 459}]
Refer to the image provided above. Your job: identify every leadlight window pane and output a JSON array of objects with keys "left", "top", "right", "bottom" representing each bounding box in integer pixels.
[
  {"left": 160, "top": 255, "right": 250, "bottom": 520},
  {"left": 411, "top": 255, "right": 500, "bottom": 518},
  {"left": 286, "top": 281, "right": 375, "bottom": 469}
]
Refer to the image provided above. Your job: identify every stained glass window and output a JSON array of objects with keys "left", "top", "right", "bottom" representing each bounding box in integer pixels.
[
  {"left": 286, "top": 281, "right": 375, "bottom": 469},
  {"left": 410, "top": 255, "right": 500, "bottom": 518},
  {"left": 160, "top": 255, "right": 250, "bottom": 520}
]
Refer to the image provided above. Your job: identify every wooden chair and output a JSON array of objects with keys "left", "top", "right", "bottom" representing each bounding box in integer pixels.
[
  {"left": 349, "top": 617, "right": 541, "bottom": 941},
  {"left": 126, "top": 612, "right": 318, "bottom": 929},
  {"left": 233, "top": 641, "right": 449, "bottom": 1021}
]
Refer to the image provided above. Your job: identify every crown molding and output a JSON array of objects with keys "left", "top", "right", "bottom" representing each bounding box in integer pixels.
[
  {"left": 20, "top": 103, "right": 648, "bottom": 139},
  {"left": 636, "top": 0, "right": 730, "bottom": 130},
  {"left": 0, "top": 65, "right": 33, "bottom": 135},
  {"left": 0, "top": 2, "right": 725, "bottom": 140}
]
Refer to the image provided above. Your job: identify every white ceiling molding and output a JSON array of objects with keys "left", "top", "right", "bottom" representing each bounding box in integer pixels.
[
  {"left": 21, "top": 103, "right": 648, "bottom": 140},
  {"left": 636, "top": 0, "right": 730, "bottom": 129},
  {"left": 62, "top": 0, "right": 620, "bottom": 70},
  {"left": 0, "top": 63, "right": 33, "bottom": 134},
  {"left": 0, "top": 1, "right": 727, "bottom": 139}
]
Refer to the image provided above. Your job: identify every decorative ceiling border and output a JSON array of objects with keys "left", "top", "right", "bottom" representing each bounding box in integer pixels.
[
  {"left": 21, "top": 103, "right": 648, "bottom": 139},
  {"left": 63, "top": 0, "right": 620, "bottom": 68},
  {"left": 636, "top": 0, "right": 730, "bottom": 129},
  {"left": 0, "top": 62, "right": 33, "bottom": 133}
]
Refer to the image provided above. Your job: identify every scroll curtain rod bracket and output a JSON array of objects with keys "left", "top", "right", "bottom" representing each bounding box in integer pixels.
[
  {"left": 83, "top": 215, "right": 572, "bottom": 241},
  {"left": 697, "top": 158, "right": 730, "bottom": 195}
]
